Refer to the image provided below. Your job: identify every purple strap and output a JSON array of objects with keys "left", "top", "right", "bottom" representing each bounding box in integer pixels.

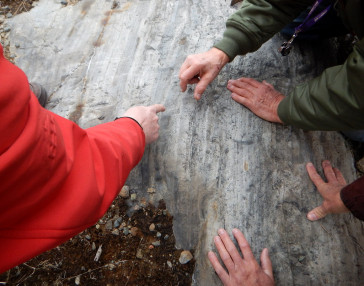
[{"left": 295, "top": 0, "right": 333, "bottom": 35}]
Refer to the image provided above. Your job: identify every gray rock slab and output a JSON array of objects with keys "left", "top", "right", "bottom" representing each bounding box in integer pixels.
[{"left": 7, "top": 0, "right": 364, "bottom": 285}]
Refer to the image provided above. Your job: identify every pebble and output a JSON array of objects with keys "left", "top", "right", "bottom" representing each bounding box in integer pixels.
[
  {"left": 75, "top": 275, "right": 80, "bottom": 285},
  {"left": 6, "top": 12, "right": 12, "bottom": 18},
  {"left": 167, "top": 261, "right": 172, "bottom": 268},
  {"left": 162, "top": 210, "right": 168, "bottom": 216},
  {"left": 147, "top": 187, "right": 156, "bottom": 194},
  {"left": 123, "top": 227, "right": 129, "bottom": 235},
  {"left": 136, "top": 249, "right": 143, "bottom": 259},
  {"left": 130, "top": 193, "right": 137, "bottom": 201},
  {"left": 15, "top": 44, "right": 20, "bottom": 48},
  {"left": 92, "top": 242, "right": 96, "bottom": 251},
  {"left": 112, "top": 229, "right": 120, "bottom": 236},
  {"left": 164, "top": 234, "right": 169, "bottom": 240},
  {"left": 61, "top": 0, "right": 68, "bottom": 5},
  {"left": 152, "top": 240, "right": 161, "bottom": 247},
  {"left": 357, "top": 157, "right": 364, "bottom": 173},
  {"left": 95, "top": 224, "right": 100, "bottom": 229},
  {"left": 108, "top": 263, "right": 116, "bottom": 271},
  {"left": 105, "top": 220, "right": 113, "bottom": 230},
  {"left": 3, "top": 26, "right": 11, "bottom": 33},
  {"left": 113, "top": 218, "right": 122, "bottom": 228},
  {"left": 179, "top": 250, "right": 193, "bottom": 264},
  {"left": 119, "top": 185, "right": 130, "bottom": 198},
  {"left": 85, "top": 234, "right": 91, "bottom": 240},
  {"left": 134, "top": 204, "right": 140, "bottom": 211},
  {"left": 156, "top": 232, "right": 161, "bottom": 238},
  {"left": 149, "top": 223, "right": 155, "bottom": 232}
]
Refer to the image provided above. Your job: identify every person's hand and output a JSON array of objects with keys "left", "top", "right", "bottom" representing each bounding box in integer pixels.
[
  {"left": 208, "top": 228, "right": 274, "bottom": 286},
  {"left": 179, "top": 48, "right": 229, "bottom": 100},
  {"left": 306, "top": 160, "right": 350, "bottom": 221},
  {"left": 122, "top": 104, "right": 166, "bottom": 144},
  {"left": 227, "top": 77, "right": 284, "bottom": 123}
]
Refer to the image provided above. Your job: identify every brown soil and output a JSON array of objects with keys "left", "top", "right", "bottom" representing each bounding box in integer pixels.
[
  {"left": 0, "top": 1, "right": 195, "bottom": 285},
  {"left": 0, "top": 196, "right": 195, "bottom": 285}
]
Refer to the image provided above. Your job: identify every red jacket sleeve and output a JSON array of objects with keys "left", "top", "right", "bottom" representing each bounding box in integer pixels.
[
  {"left": 0, "top": 45, "right": 145, "bottom": 273},
  {"left": 341, "top": 176, "right": 364, "bottom": 221}
]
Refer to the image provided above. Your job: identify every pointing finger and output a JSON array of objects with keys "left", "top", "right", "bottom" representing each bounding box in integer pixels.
[{"left": 151, "top": 104, "right": 166, "bottom": 114}]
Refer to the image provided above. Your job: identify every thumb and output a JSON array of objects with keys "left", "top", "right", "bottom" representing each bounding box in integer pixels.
[
  {"left": 260, "top": 248, "right": 274, "bottom": 280},
  {"left": 307, "top": 205, "right": 328, "bottom": 221}
]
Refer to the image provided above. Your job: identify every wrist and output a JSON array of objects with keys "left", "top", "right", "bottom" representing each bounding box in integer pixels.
[{"left": 211, "top": 47, "right": 229, "bottom": 66}]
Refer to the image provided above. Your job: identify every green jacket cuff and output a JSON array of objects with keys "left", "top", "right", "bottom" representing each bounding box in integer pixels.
[{"left": 214, "top": 26, "right": 254, "bottom": 61}]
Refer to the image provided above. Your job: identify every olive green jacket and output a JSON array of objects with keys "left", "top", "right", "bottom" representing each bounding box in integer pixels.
[{"left": 214, "top": 0, "right": 364, "bottom": 130}]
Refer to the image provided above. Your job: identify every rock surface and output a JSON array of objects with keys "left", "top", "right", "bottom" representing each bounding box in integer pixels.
[{"left": 7, "top": 0, "right": 364, "bottom": 285}]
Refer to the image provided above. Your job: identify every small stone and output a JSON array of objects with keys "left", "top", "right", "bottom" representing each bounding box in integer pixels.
[
  {"left": 15, "top": 44, "right": 20, "bottom": 48},
  {"left": 0, "top": 16, "right": 5, "bottom": 24},
  {"left": 81, "top": 266, "right": 86, "bottom": 271},
  {"left": 75, "top": 275, "right": 80, "bottom": 285},
  {"left": 3, "top": 27, "right": 11, "bottom": 33},
  {"left": 121, "top": 222, "right": 127, "bottom": 227},
  {"left": 152, "top": 240, "right": 160, "bottom": 247},
  {"left": 134, "top": 204, "right": 140, "bottom": 211},
  {"left": 112, "top": 229, "right": 120, "bottom": 236},
  {"left": 92, "top": 242, "right": 96, "bottom": 251},
  {"left": 95, "top": 224, "right": 100, "bottom": 229},
  {"left": 164, "top": 234, "right": 169, "bottom": 240},
  {"left": 113, "top": 218, "right": 122, "bottom": 228},
  {"left": 167, "top": 261, "right": 172, "bottom": 268},
  {"left": 356, "top": 157, "right": 364, "bottom": 173},
  {"left": 119, "top": 186, "right": 130, "bottom": 198},
  {"left": 61, "top": 0, "right": 68, "bottom": 5},
  {"left": 130, "top": 193, "right": 137, "bottom": 201},
  {"left": 136, "top": 248, "right": 143, "bottom": 259},
  {"left": 105, "top": 220, "right": 113, "bottom": 230},
  {"left": 179, "top": 250, "right": 193, "bottom": 264},
  {"left": 108, "top": 263, "right": 116, "bottom": 270},
  {"left": 148, "top": 245, "right": 154, "bottom": 249},
  {"left": 149, "top": 223, "right": 155, "bottom": 232},
  {"left": 85, "top": 234, "right": 91, "bottom": 240},
  {"left": 123, "top": 227, "right": 129, "bottom": 235},
  {"left": 298, "top": 256, "right": 305, "bottom": 263},
  {"left": 147, "top": 187, "right": 156, "bottom": 194},
  {"left": 156, "top": 232, "right": 161, "bottom": 238},
  {"left": 6, "top": 12, "right": 12, "bottom": 18},
  {"left": 162, "top": 210, "right": 167, "bottom": 215},
  {"left": 130, "top": 227, "right": 138, "bottom": 236}
]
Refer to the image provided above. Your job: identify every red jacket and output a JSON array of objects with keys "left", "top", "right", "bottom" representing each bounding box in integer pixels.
[{"left": 0, "top": 45, "right": 145, "bottom": 273}]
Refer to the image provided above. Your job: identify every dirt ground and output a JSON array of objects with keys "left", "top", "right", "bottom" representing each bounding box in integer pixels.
[{"left": 0, "top": 1, "right": 195, "bottom": 285}]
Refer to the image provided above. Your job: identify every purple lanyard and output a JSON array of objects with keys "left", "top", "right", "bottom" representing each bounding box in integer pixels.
[{"left": 278, "top": 0, "right": 333, "bottom": 56}]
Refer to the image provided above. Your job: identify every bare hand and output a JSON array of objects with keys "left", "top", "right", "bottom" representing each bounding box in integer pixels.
[
  {"left": 306, "top": 160, "right": 349, "bottom": 221},
  {"left": 123, "top": 104, "right": 166, "bottom": 144},
  {"left": 227, "top": 78, "right": 284, "bottom": 123},
  {"left": 208, "top": 229, "right": 274, "bottom": 286},
  {"left": 179, "top": 48, "right": 229, "bottom": 100}
]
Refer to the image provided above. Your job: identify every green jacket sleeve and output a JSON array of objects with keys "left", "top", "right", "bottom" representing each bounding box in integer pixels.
[
  {"left": 278, "top": 37, "right": 364, "bottom": 131},
  {"left": 214, "top": 0, "right": 314, "bottom": 60}
]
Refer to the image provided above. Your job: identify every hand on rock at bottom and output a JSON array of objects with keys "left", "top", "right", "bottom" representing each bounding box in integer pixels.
[
  {"left": 227, "top": 77, "right": 284, "bottom": 123},
  {"left": 306, "top": 160, "right": 349, "bottom": 221},
  {"left": 208, "top": 229, "right": 274, "bottom": 286},
  {"left": 123, "top": 104, "right": 166, "bottom": 144}
]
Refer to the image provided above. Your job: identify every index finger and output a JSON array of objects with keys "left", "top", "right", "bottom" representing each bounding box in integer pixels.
[
  {"left": 232, "top": 228, "right": 255, "bottom": 261},
  {"left": 306, "top": 162, "right": 325, "bottom": 188},
  {"left": 151, "top": 104, "right": 166, "bottom": 114}
]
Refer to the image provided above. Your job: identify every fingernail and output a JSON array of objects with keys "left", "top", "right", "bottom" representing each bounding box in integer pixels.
[
  {"left": 232, "top": 228, "right": 238, "bottom": 234},
  {"left": 307, "top": 162, "right": 313, "bottom": 167},
  {"left": 218, "top": 229, "right": 225, "bottom": 235},
  {"left": 195, "top": 94, "right": 201, "bottom": 100},
  {"left": 307, "top": 213, "right": 318, "bottom": 221}
]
